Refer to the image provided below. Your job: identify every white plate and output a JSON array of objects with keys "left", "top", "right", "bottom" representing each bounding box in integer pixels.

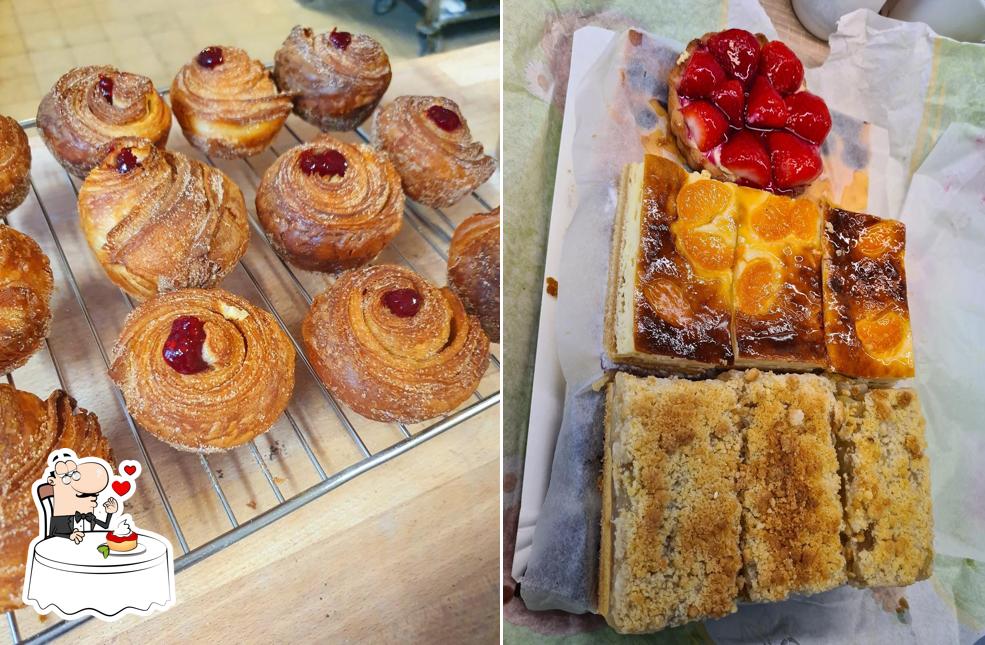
[{"left": 106, "top": 543, "right": 146, "bottom": 556}]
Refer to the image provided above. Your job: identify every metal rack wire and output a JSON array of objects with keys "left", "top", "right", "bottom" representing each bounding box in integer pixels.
[{"left": 4, "top": 112, "right": 500, "bottom": 643}]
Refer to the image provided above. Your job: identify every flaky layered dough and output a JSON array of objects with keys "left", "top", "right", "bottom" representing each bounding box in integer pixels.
[
  {"left": 447, "top": 208, "right": 500, "bottom": 343},
  {"left": 109, "top": 289, "right": 295, "bottom": 451},
  {"left": 0, "top": 386, "right": 111, "bottom": 611},
  {"left": 273, "top": 26, "right": 391, "bottom": 131},
  {"left": 36, "top": 66, "right": 171, "bottom": 178},
  {"left": 0, "top": 116, "right": 31, "bottom": 216},
  {"left": 171, "top": 46, "right": 293, "bottom": 158},
  {"left": 77, "top": 137, "right": 249, "bottom": 300},
  {"left": 375, "top": 96, "right": 496, "bottom": 208},
  {"left": 255, "top": 134, "right": 403, "bottom": 272},
  {"left": 302, "top": 264, "right": 489, "bottom": 423},
  {"left": 0, "top": 226, "right": 52, "bottom": 374}
]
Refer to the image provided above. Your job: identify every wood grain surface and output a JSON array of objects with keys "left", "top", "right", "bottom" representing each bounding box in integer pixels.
[{"left": 3, "top": 41, "right": 500, "bottom": 644}]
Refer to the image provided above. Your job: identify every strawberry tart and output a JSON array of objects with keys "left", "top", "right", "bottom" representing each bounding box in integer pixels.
[
  {"left": 667, "top": 29, "right": 832, "bottom": 194},
  {"left": 106, "top": 518, "right": 138, "bottom": 552}
]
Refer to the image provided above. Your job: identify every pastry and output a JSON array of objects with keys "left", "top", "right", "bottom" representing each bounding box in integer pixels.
[
  {"left": 374, "top": 96, "right": 496, "bottom": 208},
  {"left": 77, "top": 137, "right": 250, "bottom": 300},
  {"left": 255, "top": 134, "right": 403, "bottom": 272},
  {"left": 833, "top": 380, "right": 933, "bottom": 587},
  {"left": 273, "top": 25, "right": 392, "bottom": 131},
  {"left": 302, "top": 264, "right": 489, "bottom": 423},
  {"left": 605, "top": 155, "right": 736, "bottom": 373},
  {"left": 600, "top": 372, "right": 743, "bottom": 634},
  {"left": 106, "top": 518, "right": 138, "bottom": 552},
  {"left": 667, "top": 29, "right": 830, "bottom": 193},
  {"left": 109, "top": 288, "right": 295, "bottom": 451},
  {"left": 0, "top": 386, "right": 111, "bottom": 610},
  {"left": 36, "top": 66, "right": 171, "bottom": 178},
  {"left": 0, "top": 116, "right": 31, "bottom": 216},
  {"left": 732, "top": 189, "right": 825, "bottom": 369},
  {"left": 170, "top": 46, "right": 293, "bottom": 158},
  {"left": 447, "top": 208, "right": 500, "bottom": 343},
  {"left": 822, "top": 206, "right": 914, "bottom": 381},
  {"left": 0, "top": 225, "right": 53, "bottom": 374}
]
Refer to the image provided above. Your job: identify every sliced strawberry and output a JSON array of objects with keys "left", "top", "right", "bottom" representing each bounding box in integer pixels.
[
  {"left": 767, "top": 131, "right": 822, "bottom": 189},
  {"left": 745, "top": 76, "right": 788, "bottom": 129},
  {"left": 706, "top": 29, "right": 761, "bottom": 85},
  {"left": 759, "top": 40, "right": 804, "bottom": 94},
  {"left": 681, "top": 101, "right": 728, "bottom": 152},
  {"left": 720, "top": 129, "right": 771, "bottom": 187},
  {"left": 678, "top": 50, "right": 726, "bottom": 99},
  {"left": 785, "top": 91, "right": 832, "bottom": 145},
  {"left": 710, "top": 79, "right": 744, "bottom": 127}
]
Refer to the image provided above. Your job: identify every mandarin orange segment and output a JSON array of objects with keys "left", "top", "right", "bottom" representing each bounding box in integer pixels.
[
  {"left": 748, "top": 195, "right": 819, "bottom": 242},
  {"left": 735, "top": 257, "right": 779, "bottom": 315},
  {"left": 641, "top": 278, "right": 692, "bottom": 328},
  {"left": 856, "top": 220, "right": 903, "bottom": 258},
  {"left": 788, "top": 199, "right": 821, "bottom": 241},
  {"left": 677, "top": 230, "right": 734, "bottom": 272},
  {"left": 676, "top": 179, "right": 731, "bottom": 226},
  {"left": 855, "top": 310, "right": 908, "bottom": 358}
]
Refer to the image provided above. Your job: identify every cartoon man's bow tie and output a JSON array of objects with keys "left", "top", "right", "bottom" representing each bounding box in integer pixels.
[{"left": 74, "top": 511, "right": 95, "bottom": 523}]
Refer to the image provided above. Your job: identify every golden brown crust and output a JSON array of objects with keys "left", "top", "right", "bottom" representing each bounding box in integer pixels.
[
  {"left": 36, "top": 66, "right": 171, "bottom": 178},
  {"left": 108, "top": 288, "right": 295, "bottom": 451},
  {"left": 302, "top": 264, "right": 489, "bottom": 423},
  {"left": 0, "top": 385, "right": 111, "bottom": 611},
  {"left": 822, "top": 206, "right": 914, "bottom": 381},
  {"left": 255, "top": 134, "right": 403, "bottom": 272},
  {"left": 374, "top": 96, "right": 496, "bottom": 208},
  {"left": 77, "top": 137, "right": 250, "bottom": 300},
  {"left": 0, "top": 225, "right": 53, "bottom": 374},
  {"left": 273, "top": 25, "right": 392, "bottom": 131},
  {"left": 170, "top": 46, "right": 293, "bottom": 158},
  {"left": 447, "top": 208, "right": 500, "bottom": 343},
  {"left": 0, "top": 116, "right": 31, "bottom": 216}
]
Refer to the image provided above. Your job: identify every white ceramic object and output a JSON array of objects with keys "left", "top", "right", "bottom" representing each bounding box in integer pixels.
[
  {"left": 792, "top": 0, "right": 887, "bottom": 39},
  {"left": 889, "top": 0, "right": 985, "bottom": 42}
]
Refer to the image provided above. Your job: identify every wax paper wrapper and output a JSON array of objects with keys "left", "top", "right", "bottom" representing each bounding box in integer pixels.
[{"left": 518, "top": 10, "right": 985, "bottom": 641}]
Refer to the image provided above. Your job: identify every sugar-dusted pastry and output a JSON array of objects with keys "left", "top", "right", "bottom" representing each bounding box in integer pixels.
[
  {"left": 822, "top": 206, "right": 914, "bottom": 381},
  {"left": 374, "top": 96, "right": 496, "bottom": 208},
  {"left": 0, "top": 116, "right": 31, "bottom": 216},
  {"left": 36, "top": 66, "right": 171, "bottom": 178},
  {"left": 255, "top": 134, "right": 402, "bottom": 272},
  {"left": 600, "top": 372, "right": 743, "bottom": 634},
  {"left": 732, "top": 189, "right": 825, "bottom": 369},
  {"left": 273, "top": 25, "right": 392, "bottom": 131},
  {"left": 447, "top": 208, "right": 500, "bottom": 343},
  {"left": 302, "top": 264, "right": 489, "bottom": 423},
  {"left": 667, "top": 29, "right": 830, "bottom": 193},
  {"left": 109, "top": 288, "right": 295, "bottom": 451},
  {"left": 605, "top": 154, "right": 736, "bottom": 373},
  {"left": 171, "top": 46, "right": 293, "bottom": 158},
  {"left": 77, "top": 137, "right": 250, "bottom": 300},
  {"left": 833, "top": 380, "right": 933, "bottom": 587},
  {"left": 1, "top": 385, "right": 111, "bottom": 610},
  {"left": 0, "top": 225, "right": 53, "bottom": 374}
]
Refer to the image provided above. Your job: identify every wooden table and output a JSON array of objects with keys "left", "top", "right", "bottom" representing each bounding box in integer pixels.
[
  {"left": 3, "top": 41, "right": 500, "bottom": 644},
  {"left": 761, "top": 0, "right": 832, "bottom": 66}
]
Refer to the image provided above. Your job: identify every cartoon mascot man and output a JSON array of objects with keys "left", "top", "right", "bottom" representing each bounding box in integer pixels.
[{"left": 46, "top": 452, "right": 118, "bottom": 544}]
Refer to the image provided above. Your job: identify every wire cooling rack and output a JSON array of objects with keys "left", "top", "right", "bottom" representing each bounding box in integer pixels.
[{"left": 3, "top": 102, "right": 500, "bottom": 643}]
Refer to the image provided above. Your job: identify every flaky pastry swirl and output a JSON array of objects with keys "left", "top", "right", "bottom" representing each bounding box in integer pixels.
[
  {"left": 255, "top": 134, "right": 403, "bottom": 272},
  {"left": 0, "top": 226, "right": 53, "bottom": 374},
  {"left": 36, "top": 66, "right": 171, "bottom": 178},
  {"left": 78, "top": 137, "right": 250, "bottom": 300},
  {"left": 171, "top": 46, "right": 293, "bottom": 158},
  {"left": 109, "top": 288, "right": 295, "bottom": 451},
  {"left": 0, "top": 116, "right": 31, "bottom": 216},
  {"left": 1, "top": 386, "right": 111, "bottom": 610},
  {"left": 375, "top": 96, "right": 496, "bottom": 208},
  {"left": 302, "top": 264, "right": 489, "bottom": 423},
  {"left": 448, "top": 208, "right": 500, "bottom": 343},
  {"left": 273, "top": 25, "right": 392, "bottom": 131}
]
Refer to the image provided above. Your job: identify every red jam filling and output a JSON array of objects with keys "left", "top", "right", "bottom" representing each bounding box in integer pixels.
[
  {"left": 115, "top": 147, "right": 139, "bottom": 174},
  {"left": 162, "top": 315, "right": 208, "bottom": 374},
  {"left": 329, "top": 28, "right": 352, "bottom": 50},
  {"left": 382, "top": 289, "right": 421, "bottom": 317},
  {"left": 106, "top": 532, "right": 137, "bottom": 543},
  {"left": 196, "top": 46, "right": 224, "bottom": 69},
  {"left": 97, "top": 75, "right": 114, "bottom": 104},
  {"left": 298, "top": 148, "right": 347, "bottom": 178},
  {"left": 426, "top": 105, "right": 461, "bottom": 132}
]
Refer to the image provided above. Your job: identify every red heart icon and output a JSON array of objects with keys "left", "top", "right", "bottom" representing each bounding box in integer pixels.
[
  {"left": 112, "top": 480, "right": 131, "bottom": 496},
  {"left": 123, "top": 465, "right": 137, "bottom": 476}
]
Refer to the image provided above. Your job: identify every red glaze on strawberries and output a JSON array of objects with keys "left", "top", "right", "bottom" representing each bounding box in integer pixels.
[
  {"left": 681, "top": 101, "right": 728, "bottom": 152},
  {"left": 784, "top": 91, "right": 831, "bottom": 145},
  {"left": 767, "top": 131, "right": 822, "bottom": 189},
  {"left": 707, "top": 29, "right": 761, "bottom": 85},
  {"left": 678, "top": 50, "right": 725, "bottom": 99},
  {"left": 720, "top": 130, "right": 771, "bottom": 187},
  {"left": 759, "top": 40, "right": 804, "bottom": 95},
  {"left": 745, "top": 76, "right": 788, "bottom": 128},
  {"left": 710, "top": 79, "right": 744, "bottom": 127}
]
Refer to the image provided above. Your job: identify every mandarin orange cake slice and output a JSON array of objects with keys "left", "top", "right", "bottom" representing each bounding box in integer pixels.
[{"left": 821, "top": 206, "right": 914, "bottom": 381}]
